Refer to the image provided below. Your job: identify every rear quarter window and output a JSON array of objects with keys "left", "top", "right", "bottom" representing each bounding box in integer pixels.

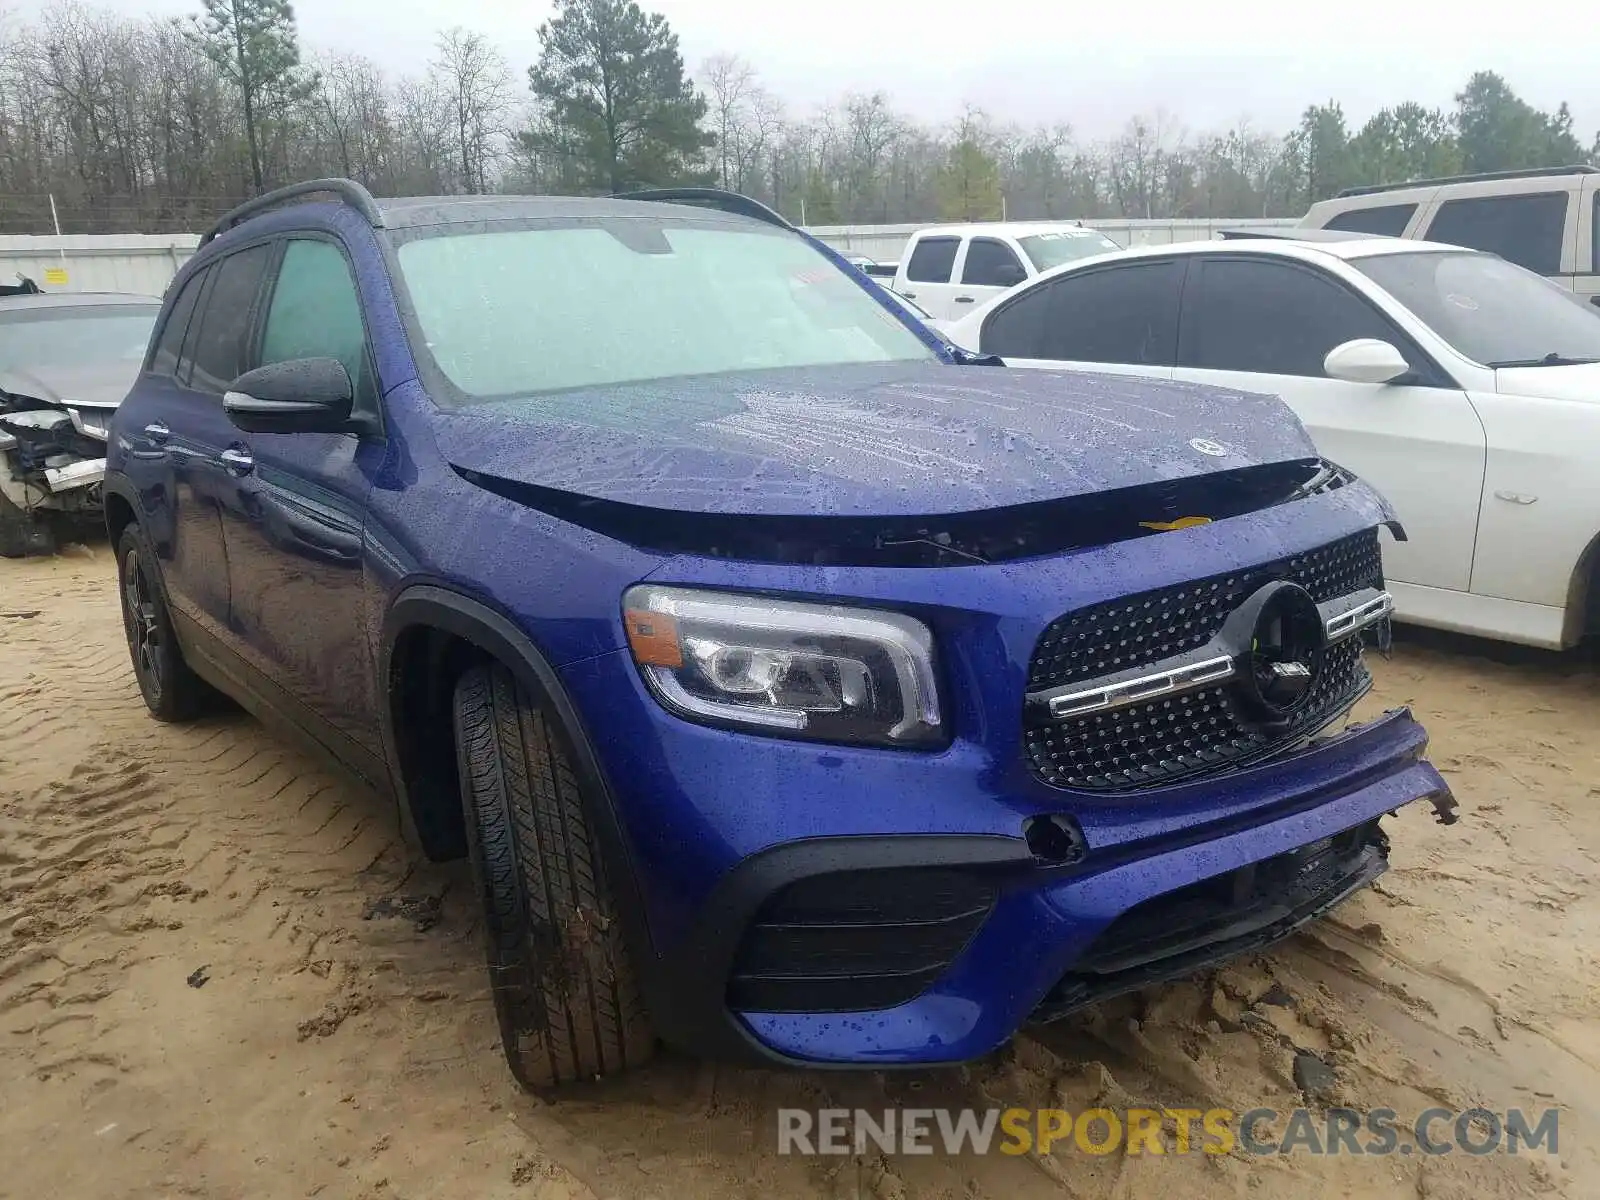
[
  {"left": 1423, "top": 192, "right": 1567, "bottom": 276},
  {"left": 1322, "top": 203, "right": 1417, "bottom": 237}
]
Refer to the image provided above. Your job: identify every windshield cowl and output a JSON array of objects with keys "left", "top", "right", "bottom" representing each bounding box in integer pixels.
[{"left": 1487, "top": 353, "right": 1600, "bottom": 368}]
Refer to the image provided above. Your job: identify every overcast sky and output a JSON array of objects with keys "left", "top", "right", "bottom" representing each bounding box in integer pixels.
[{"left": 13, "top": 0, "right": 1600, "bottom": 143}]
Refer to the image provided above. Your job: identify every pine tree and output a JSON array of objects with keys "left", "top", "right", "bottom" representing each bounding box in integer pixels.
[
  {"left": 188, "top": 0, "right": 316, "bottom": 192},
  {"left": 526, "top": 0, "right": 711, "bottom": 193}
]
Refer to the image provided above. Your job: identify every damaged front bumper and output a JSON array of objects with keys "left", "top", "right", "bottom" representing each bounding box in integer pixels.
[{"left": 0, "top": 404, "right": 109, "bottom": 515}]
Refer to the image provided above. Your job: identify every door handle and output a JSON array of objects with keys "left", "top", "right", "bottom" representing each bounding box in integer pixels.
[
  {"left": 217, "top": 447, "right": 254, "bottom": 475},
  {"left": 143, "top": 422, "right": 170, "bottom": 445},
  {"left": 901, "top": 291, "right": 917, "bottom": 299},
  {"left": 954, "top": 296, "right": 976, "bottom": 304}
]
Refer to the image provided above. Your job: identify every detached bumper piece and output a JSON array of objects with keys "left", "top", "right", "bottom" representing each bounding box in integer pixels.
[
  {"left": 727, "top": 867, "right": 996, "bottom": 1013},
  {"left": 43, "top": 457, "right": 106, "bottom": 493},
  {"left": 1031, "top": 819, "right": 1389, "bottom": 1023}
]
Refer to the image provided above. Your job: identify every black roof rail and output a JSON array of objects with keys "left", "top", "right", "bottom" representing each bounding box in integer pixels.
[
  {"left": 201, "top": 178, "right": 384, "bottom": 246},
  {"left": 614, "top": 187, "right": 796, "bottom": 231},
  {"left": 1334, "top": 164, "right": 1600, "bottom": 199}
]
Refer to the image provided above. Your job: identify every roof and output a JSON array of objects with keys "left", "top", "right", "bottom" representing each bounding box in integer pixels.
[
  {"left": 0, "top": 291, "right": 161, "bottom": 312},
  {"left": 908, "top": 221, "right": 1112, "bottom": 240},
  {"left": 199, "top": 179, "right": 799, "bottom": 246},
  {"left": 371, "top": 194, "right": 774, "bottom": 231},
  {"left": 980, "top": 233, "right": 1470, "bottom": 300},
  {"left": 1335, "top": 163, "right": 1599, "bottom": 199},
  {"left": 1062, "top": 233, "right": 1462, "bottom": 266}
]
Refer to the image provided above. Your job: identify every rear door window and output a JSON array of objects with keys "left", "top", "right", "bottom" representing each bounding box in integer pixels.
[
  {"left": 960, "top": 238, "right": 1026, "bottom": 286},
  {"left": 1037, "top": 260, "right": 1183, "bottom": 366},
  {"left": 1423, "top": 192, "right": 1567, "bottom": 275},
  {"left": 186, "top": 244, "right": 273, "bottom": 394},
  {"left": 1323, "top": 203, "right": 1417, "bottom": 237},
  {"left": 905, "top": 236, "right": 959, "bottom": 283},
  {"left": 149, "top": 269, "right": 207, "bottom": 377}
]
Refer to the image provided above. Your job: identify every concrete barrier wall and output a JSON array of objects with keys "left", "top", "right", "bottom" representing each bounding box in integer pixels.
[
  {"left": 0, "top": 218, "right": 1300, "bottom": 297},
  {"left": 0, "top": 234, "right": 199, "bottom": 297}
]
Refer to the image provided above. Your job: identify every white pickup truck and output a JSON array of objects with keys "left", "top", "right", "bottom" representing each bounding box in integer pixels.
[{"left": 889, "top": 222, "right": 1121, "bottom": 321}]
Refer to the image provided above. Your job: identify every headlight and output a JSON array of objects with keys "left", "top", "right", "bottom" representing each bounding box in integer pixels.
[{"left": 622, "top": 585, "right": 943, "bottom": 748}]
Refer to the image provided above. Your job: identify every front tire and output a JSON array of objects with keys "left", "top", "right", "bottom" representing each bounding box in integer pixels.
[
  {"left": 452, "top": 662, "right": 654, "bottom": 1089},
  {"left": 117, "top": 525, "right": 213, "bottom": 721}
]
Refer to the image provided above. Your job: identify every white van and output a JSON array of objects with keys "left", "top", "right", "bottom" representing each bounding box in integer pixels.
[
  {"left": 1300, "top": 165, "right": 1600, "bottom": 307},
  {"left": 888, "top": 223, "right": 1121, "bottom": 321}
]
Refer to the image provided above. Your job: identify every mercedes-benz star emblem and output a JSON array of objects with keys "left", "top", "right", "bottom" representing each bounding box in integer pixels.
[
  {"left": 1244, "top": 583, "right": 1325, "bottom": 719},
  {"left": 1214, "top": 580, "right": 1327, "bottom": 723},
  {"left": 1189, "top": 438, "right": 1229, "bottom": 457}
]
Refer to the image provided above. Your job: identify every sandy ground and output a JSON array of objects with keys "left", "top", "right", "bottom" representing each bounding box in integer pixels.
[{"left": 2, "top": 546, "right": 1597, "bottom": 1200}]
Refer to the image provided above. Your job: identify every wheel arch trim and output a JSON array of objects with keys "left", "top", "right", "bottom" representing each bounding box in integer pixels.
[{"left": 378, "top": 583, "right": 660, "bottom": 962}]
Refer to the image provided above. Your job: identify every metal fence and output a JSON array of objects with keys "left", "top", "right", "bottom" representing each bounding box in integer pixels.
[{"left": 0, "top": 217, "right": 1301, "bottom": 297}]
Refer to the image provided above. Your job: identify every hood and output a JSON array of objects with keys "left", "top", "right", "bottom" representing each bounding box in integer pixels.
[
  {"left": 0, "top": 361, "right": 140, "bottom": 411},
  {"left": 1495, "top": 361, "right": 1600, "bottom": 403},
  {"left": 434, "top": 362, "right": 1318, "bottom": 517}
]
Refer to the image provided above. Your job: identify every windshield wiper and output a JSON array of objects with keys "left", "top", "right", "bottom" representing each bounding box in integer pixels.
[{"left": 1486, "top": 352, "right": 1600, "bottom": 368}]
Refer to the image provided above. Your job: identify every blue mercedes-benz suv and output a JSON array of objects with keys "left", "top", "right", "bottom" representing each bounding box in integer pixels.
[{"left": 105, "top": 180, "right": 1455, "bottom": 1090}]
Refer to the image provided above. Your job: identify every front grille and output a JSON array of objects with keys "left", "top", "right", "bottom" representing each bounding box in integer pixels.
[
  {"left": 727, "top": 868, "right": 995, "bottom": 1013},
  {"left": 1025, "top": 529, "right": 1382, "bottom": 792}
]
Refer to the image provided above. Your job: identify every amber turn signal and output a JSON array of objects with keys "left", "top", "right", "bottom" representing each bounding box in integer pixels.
[{"left": 624, "top": 608, "right": 683, "bottom": 668}]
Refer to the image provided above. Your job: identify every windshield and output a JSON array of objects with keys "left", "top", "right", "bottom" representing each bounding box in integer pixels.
[
  {"left": 1018, "top": 229, "right": 1122, "bottom": 271},
  {"left": 395, "top": 220, "right": 935, "bottom": 401},
  {"left": 0, "top": 306, "right": 157, "bottom": 371},
  {"left": 1352, "top": 250, "right": 1600, "bottom": 368}
]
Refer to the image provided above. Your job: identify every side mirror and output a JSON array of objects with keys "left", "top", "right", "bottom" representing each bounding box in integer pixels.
[
  {"left": 1323, "top": 338, "right": 1411, "bottom": 385},
  {"left": 224, "top": 358, "right": 355, "bottom": 434},
  {"left": 995, "top": 263, "right": 1027, "bottom": 287}
]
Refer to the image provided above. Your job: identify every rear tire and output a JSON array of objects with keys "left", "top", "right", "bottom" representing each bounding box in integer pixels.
[
  {"left": 452, "top": 662, "right": 654, "bottom": 1089},
  {"left": 0, "top": 490, "right": 55, "bottom": 558},
  {"left": 117, "top": 524, "right": 214, "bottom": 721}
]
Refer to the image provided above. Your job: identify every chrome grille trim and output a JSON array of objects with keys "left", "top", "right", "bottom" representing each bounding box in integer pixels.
[{"left": 1027, "top": 588, "right": 1393, "bottom": 722}]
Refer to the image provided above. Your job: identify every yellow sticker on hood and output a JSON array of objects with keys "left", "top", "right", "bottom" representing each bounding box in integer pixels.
[{"left": 1139, "top": 516, "right": 1213, "bottom": 532}]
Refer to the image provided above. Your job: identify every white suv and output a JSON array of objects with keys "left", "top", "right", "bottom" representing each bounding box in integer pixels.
[
  {"left": 943, "top": 231, "right": 1600, "bottom": 650},
  {"left": 1300, "top": 165, "right": 1600, "bottom": 308}
]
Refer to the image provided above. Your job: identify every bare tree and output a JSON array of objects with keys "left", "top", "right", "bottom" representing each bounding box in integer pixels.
[
  {"left": 1107, "top": 108, "right": 1185, "bottom": 218},
  {"left": 431, "top": 27, "right": 513, "bottom": 194},
  {"left": 841, "top": 92, "right": 902, "bottom": 219},
  {"left": 698, "top": 52, "right": 784, "bottom": 195},
  {"left": 4, "top": 0, "right": 1493, "bottom": 234},
  {"left": 310, "top": 54, "right": 393, "bottom": 186}
]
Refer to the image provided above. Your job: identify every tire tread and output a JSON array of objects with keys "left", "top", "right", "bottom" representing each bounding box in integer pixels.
[{"left": 454, "top": 662, "right": 652, "bottom": 1088}]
